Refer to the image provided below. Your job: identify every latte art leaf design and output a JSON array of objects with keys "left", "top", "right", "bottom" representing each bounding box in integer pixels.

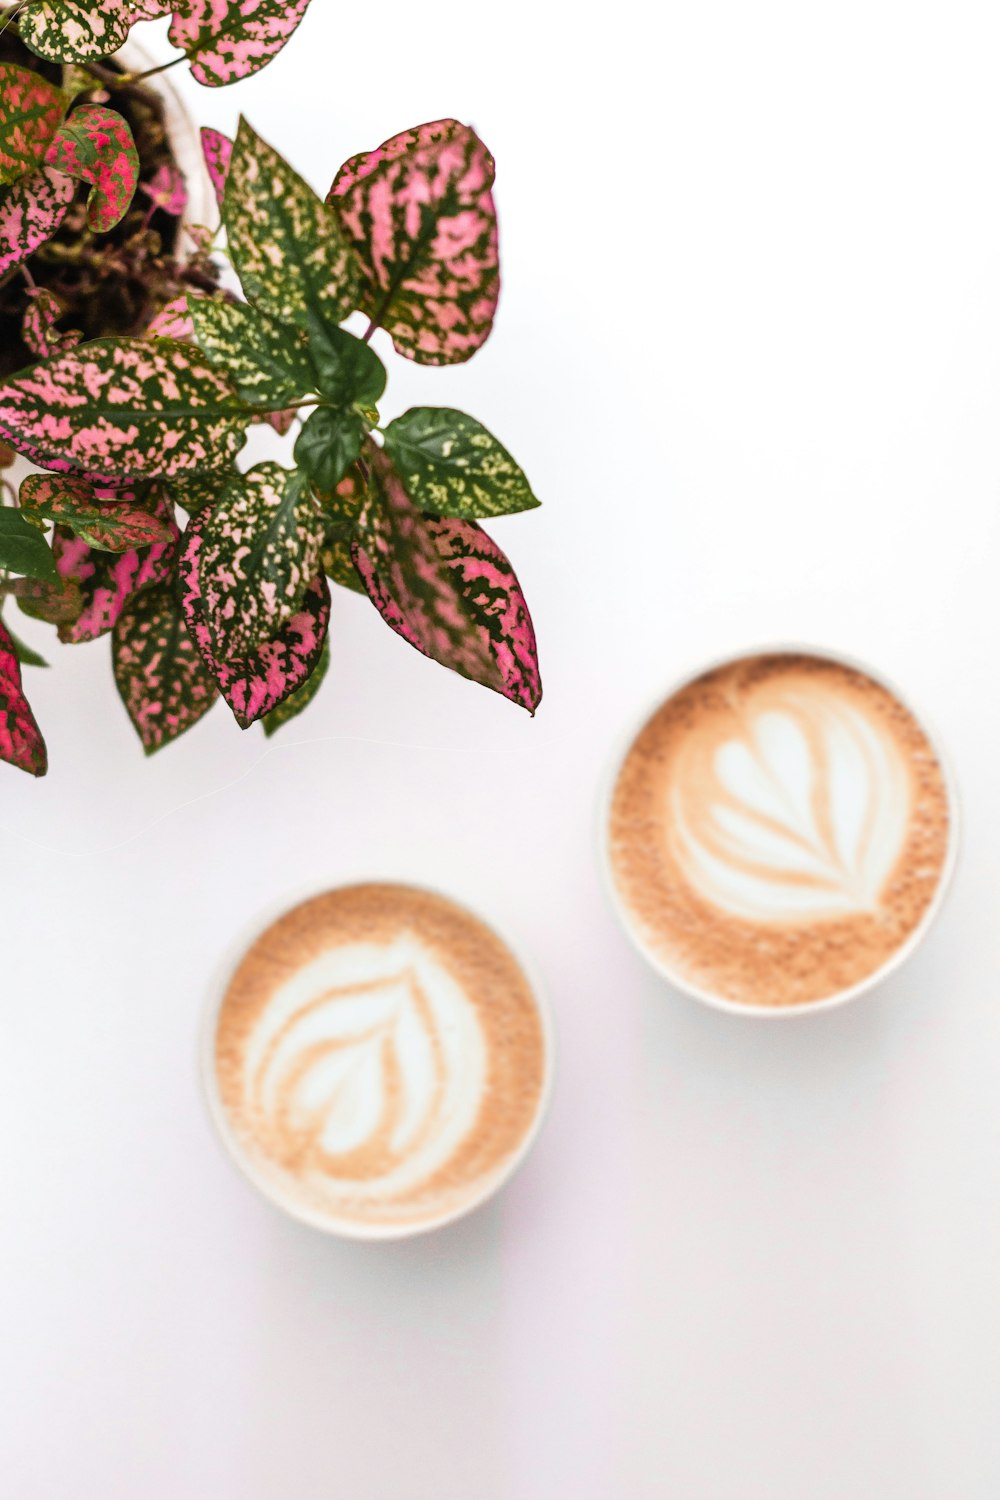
[
  {"left": 670, "top": 696, "right": 913, "bottom": 922},
  {"left": 242, "top": 938, "right": 488, "bottom": 1201}
]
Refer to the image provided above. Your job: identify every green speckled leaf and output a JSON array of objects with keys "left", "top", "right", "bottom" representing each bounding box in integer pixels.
[
  {"left": 320, "top": 537, "right": 362, "bottom": 593},
  {"left": 306, "top": 313, "right": 385, "bottom": 406},
  {"left": 262, "top": 633, "right": 329, "bottom": 735},
  {"left": 224, "top": 116, "right": 358, "bottom": 325},
  {"left": 294, "top": 406, "right": 364, "bottom": 493},
  {"left": 382, "top": 407, "right": 539, "bottom": 520},
  {"left": 189, "top": 294, "right": 315, "bottom": 406}
]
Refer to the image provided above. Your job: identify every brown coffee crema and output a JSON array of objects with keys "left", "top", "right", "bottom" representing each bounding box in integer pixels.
[
  {"left": 214, "top": 884, "right": 546, "bottom": 1231},
  {"left": 608, "top": 654, "right": 952, "bottom": 1008}
]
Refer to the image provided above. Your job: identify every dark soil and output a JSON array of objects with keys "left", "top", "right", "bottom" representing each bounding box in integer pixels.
[{"left": 0, "top": 25, "right": 214, "bottom": 375}]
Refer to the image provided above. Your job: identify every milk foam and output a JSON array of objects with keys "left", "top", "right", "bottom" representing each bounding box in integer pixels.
[
  {"left": 607, "top": 654, "right": 952, "bottom": 1008},
  {"left": 242, "top": 935, "right": 489, "bottom": 1207},
  {"left": 670, "top": 696, "right": 912, "bottom": 922},
  {"left": 213, "top": 885, "right": 548, "bottom": 1230}
]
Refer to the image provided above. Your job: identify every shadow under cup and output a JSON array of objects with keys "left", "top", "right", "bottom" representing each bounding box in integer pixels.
[
  {"left": 201, "top": 882, "right": 554, "bottom": 1239},
  {"left": 602, "top": 647, "right": 959, "bottom": 1015}
]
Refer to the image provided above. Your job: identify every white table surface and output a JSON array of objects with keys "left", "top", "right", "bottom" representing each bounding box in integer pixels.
[{"left": 4, "top": 3, "right": 1000, "bottom": 1495}]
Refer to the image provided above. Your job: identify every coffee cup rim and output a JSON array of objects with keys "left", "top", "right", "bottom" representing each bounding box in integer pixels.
[
  {"left": 597, "top": 640, "right": 961, "bottom": 1018},
  {"left": 199, "top": 878, "right": 556, "bottom": 1240}
]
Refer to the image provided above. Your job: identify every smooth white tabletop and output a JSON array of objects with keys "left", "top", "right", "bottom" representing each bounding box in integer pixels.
[{"left": 4, "top": 4, "right": 999, "bottom": 1496}]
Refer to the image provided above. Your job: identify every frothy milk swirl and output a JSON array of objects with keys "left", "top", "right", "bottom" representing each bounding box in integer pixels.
[
  {"left": 669, "top": 693, "right": 912, "bottom": 923},
  {"left": 607, "top": 654, "right": 952, "bottom": 1008},
  {"left": 212, "top": 885, "right": 548, "bottom": 1232},
  {"left": 245, "top": 938, "right": 488, "bottom": 1206}
]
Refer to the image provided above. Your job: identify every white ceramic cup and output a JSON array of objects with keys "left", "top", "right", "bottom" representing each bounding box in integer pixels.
[
  {"left": 599, "top": 643, "right": 961, "bottom": 1017},
  {"left": 200, "top": 881, "right": 556, "bottom": 1239}
]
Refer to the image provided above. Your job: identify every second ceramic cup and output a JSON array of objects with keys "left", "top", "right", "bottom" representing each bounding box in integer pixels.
[{"left": 601, "top": 645, "right": 959, "bottom": 1016}]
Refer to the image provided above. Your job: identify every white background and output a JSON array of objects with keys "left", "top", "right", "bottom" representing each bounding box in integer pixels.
[{"left": 3, "top": 2, "right": 1000, "bottom": 1495}]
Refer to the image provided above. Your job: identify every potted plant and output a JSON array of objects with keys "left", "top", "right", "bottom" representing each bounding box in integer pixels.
[{"left": 0, "top": 43, "right": 541, "bottom": 773}]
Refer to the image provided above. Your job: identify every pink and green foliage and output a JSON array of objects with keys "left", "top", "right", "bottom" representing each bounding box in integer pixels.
[
  {"left": 51, "top": 490, "right": 178, "bottom": 643},
  {"left": 0, "top": 163, "right": 75, "bottom": 276},
  {"left": 19, "top": 473, "right": 176, "bottom": 552},
  {"left": 18, "top": 0, "right": 169, "bottom": 63},
  {"left": 141, "top": 163, "right": 187, "bottom": 216},
  {"left": 0, "top": 64, "right": 67, "bottom": 186},
  {"left": 0, "top": 617, "right": 47, "bottom": 776},
  {"left": 112, "top": 583, "right": 218, "bottom": 753},
  {"left": 224, "top": 117, "right": 359, "bottom": 324},
  {"left": 176, "top": 462, "right": 323, "bottom": 661},
  {"left": 1, "top": 110, "right": 541, "bottom": 769},
  {"left": 0, "top": 339, "right": 246, "bottom": 479},
  {"left": 16, "top": 0, "right": 308, "bottom": 84},
  {"left": 14, "top": 573, "right": 83, "bottom": 628},
  {"left": 170, "top": 0, "right": 313, "bottom": 87},
  {"left": 181, "top": 559, "right": 330, "bottom": 728},
  {"left": 353, "top": 446, "right": 541, "bottom": 712},
  {"left": 21, "top": 288, "right": 81, "bottom": 358},
  {"left": 201, "top": 126, "right": 232, "bottom": 210},
  {"left": 329, "top": 120, "right": 500, "bottom": 366},
  {"left": 188, "top": 294, "right": 315, "bottom": 405},
  {"left": 263, "top": 632, "right": 328, "bottom": 735},
  {"left": 45, "top": 105, "right": 140, "bottom": 232},
  {"left": 146, "top": 296, "right": 196, "bottom": 339}
]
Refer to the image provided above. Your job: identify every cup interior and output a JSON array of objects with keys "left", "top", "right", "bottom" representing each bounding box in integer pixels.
[
  {"left": 200, "top": 881, "right": 556, "bottom": 1239},
  {"left": 600, "top": 644, "right": 960, "bottom": 1017}
]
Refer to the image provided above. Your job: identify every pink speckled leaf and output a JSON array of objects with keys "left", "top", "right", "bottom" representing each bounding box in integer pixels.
[
  {"left": 200, "top": 126, "right": 232, "bottom": 209},
  {"left": 262, "top": 632, "right": 328, "bottom": 735},
  {"left": 176, "top": 462, "right": 323, "bottom": 661},
  {"left": 19, "top": 473, "right": 176, "bottom": 552},
  {"left": 0, "top": 617, "right": 46, "bottom": 776},
  {"left": 353, "top": 446, "right": 540, "bottom": 712},
  {"left": 181, "top": 562, "right": 330, "bottom": 729},
  {"left": 52, "top": 490, "right": 179, "bottom": 643},
  {"left": 113, "top": 582, "right": 218, "bottom": 753},
  {"left": 329, "top": 119, "right": 499, "bottom": 366},
  {"left": 22, "top": 288, "right": 81, "bottom": 358},
  {"left": 0, "top": 64, "right": 67, "bottom": 186},
  {"left": 141, "top": 163, "right": 187, "bottom": 216},
  {"left": 0, "top": 338, "right": 246, "bottom": 478},
  {"left": 170, "top": 0, "right": 313, "bottom": 88},
  {"left": 0, "top": 164, "right": 75, "bottom": 276},
  {"left": 146, "top": 295, "right": 195, "bottom": 339},
  {"left": 45, "top": 104, "right": 139, "bottom": 232}
]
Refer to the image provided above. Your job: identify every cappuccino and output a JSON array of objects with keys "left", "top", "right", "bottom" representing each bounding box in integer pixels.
[
  {"left": 206, "top": 884, "right": 551, "bottom": 1236},
  {"left": 606, "top": 651, "right": 954, "bottom": 1010}
]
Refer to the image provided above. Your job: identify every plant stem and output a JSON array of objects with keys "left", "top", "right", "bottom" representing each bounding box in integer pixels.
[{"left": 129, "top": 55, "right": 185, "bottom": 83}]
